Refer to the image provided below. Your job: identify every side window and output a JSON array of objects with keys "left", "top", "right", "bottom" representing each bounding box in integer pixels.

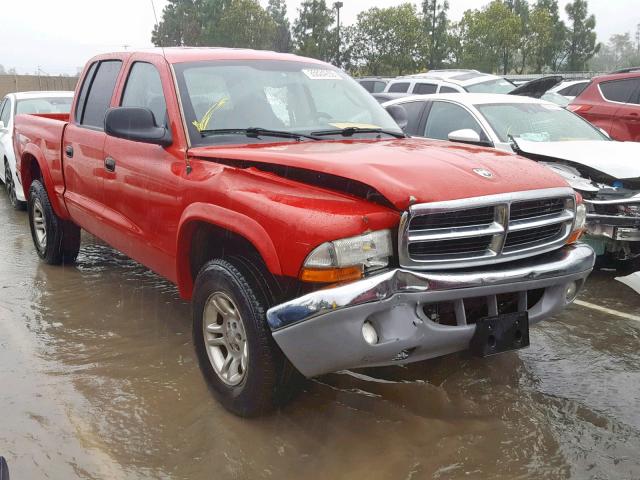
[
  {"left": 440, "top": 86, "right": 459, "bottom": 93},
  {"left": 397, "top": 101, "right": 425, "bottom": 135},
  {"left": 0, "top": 99, "right": 10, "bottom": 125},
  {"left": 600, "top": 79, "right": 638, "bottom": 104},
  {"left": 121, "top": 62, "right": 167, "bottom": 126},
  {"left": 388, "top": 82, "right": 410, "bottom": 93},
  {"left": 80, "top": 60, "right": 123, "bottom": 129},
  {"left": 424, "top": 101, "right": 486, "bottom": 141},
  {"left": 572, "top": 82, "right": 588, "bottom": 97},
  {"left": 413, "top": 83, "right": 437, "bottom": 95},
  {"left": 372, "top": 81, "right": 387, "bottom": 93},
  {"left": 359, "top": 81, "right": 374, "bottom": 92},
  {"left": 74, "top": 62, "right": 98, "bottom": 123},
  {"left": 558, "top": 85, "right": 574, "bottom": 96}
]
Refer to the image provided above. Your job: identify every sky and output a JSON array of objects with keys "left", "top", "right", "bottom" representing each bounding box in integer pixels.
[{"left": 0, "top": 0, "right": 637, "bottom": 75}]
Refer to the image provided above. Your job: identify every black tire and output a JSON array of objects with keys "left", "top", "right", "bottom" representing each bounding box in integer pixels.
[
  {"left": 28, "top": 180, "right": 81, "bottom": 265},
  {"left": 4, "top": 159, "right": 26, "bottom": 211},
  {"left": 192, "top": 258, "right": 297, "bottom": 417}
]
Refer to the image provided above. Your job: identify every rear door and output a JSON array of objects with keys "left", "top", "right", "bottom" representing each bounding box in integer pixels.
[
  {"left": 592, "top": 78, "right": 638, "bottom": 139},
  {"left": 610, "top": 79, "right": 640, "bottom": 142},
  {"left": 63, "top": 59, "right": 124, "bottom": 234}
]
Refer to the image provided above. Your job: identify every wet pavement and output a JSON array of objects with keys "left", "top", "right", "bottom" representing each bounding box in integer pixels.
[{"left": 1, "top": 191, "right": 640, "bottom": 480}]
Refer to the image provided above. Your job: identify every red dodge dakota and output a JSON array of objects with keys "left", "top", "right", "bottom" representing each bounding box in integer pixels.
[{"left": 14, "top": 48, "right": 595, "bottom": 416}]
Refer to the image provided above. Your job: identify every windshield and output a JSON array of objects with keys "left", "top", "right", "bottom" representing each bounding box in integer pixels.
[
  {"left": 476, "top": 102, "right": 608, "bottom": 143},
  {"left": 16, "top": 97, "right": 72, "bottom": 115},
  {"left": 174, "top": 60, "right": 402, "bottom": 145},
  {"left": 465, "top": 78, "right": 515, "bottom": 94}
]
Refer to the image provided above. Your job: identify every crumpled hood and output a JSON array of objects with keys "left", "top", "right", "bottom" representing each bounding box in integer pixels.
[
  {"left": 189, "top": 138, "right": 568, "bottom": 210},
  {"left": 516, "top": 139, "right": 640, "bottom": 180}
]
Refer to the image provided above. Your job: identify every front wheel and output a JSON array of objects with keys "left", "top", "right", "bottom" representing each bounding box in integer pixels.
[
  {"left": 28, "top": 180, "right": 81, "bottom": 265},
  {"left": 192, "top": 258, "right": 296, "bottom": 417}
]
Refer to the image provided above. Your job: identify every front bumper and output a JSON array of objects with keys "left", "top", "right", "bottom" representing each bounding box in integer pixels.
[{"left": 267, "top": 244, "right": 595, "bottom": 377}]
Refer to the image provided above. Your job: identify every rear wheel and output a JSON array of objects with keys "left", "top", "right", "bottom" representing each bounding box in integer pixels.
[
  {"left": 4, "top": 159, "right": 25, "bottom": 210},
  {"left": 28, "top": 180, "right": 81, "bottom": 265},
  {"left": 192, "top": 258, "right": 297, "bottom": 417}
]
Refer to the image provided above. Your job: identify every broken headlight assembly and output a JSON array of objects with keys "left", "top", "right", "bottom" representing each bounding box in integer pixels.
[{"left": 300, "top": 230, "right": 393, "bottom": 283}]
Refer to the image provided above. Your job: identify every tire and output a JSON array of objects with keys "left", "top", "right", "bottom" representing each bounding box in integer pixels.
[
  {"left": 192, "top": 258, "right": 297, "bottom": 417},
  {"left": 4, "top": 159, "right": 26, "bottom": 210},
  {"left": 596, "top": 252, "right": 640, "bottom": 275},
  {"left": 28, "top": 180, "right": 81, "bottom": 265}
]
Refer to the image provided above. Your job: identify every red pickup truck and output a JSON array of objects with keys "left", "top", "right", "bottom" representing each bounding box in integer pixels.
[{"left": 14, "top": 48, "right": 594, "bottom": 416}]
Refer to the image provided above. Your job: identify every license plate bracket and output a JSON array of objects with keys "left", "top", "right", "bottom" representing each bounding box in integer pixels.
[{"left": 469, "top": 311, "right": 530, "bottom": 357}]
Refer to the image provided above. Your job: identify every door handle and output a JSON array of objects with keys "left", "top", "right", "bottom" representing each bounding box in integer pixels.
[
  {"left": 104, "top": 156, "right": 116, "bottom": 172},
  {"left": 65, "top": 145, "right": 73, "bottom": 158}
]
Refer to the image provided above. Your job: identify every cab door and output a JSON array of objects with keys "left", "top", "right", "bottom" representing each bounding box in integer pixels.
[
  {"left": 63, "top": 59, "right": 123, "bottom": 235},
  {"left": 101, "top": 58, "right": 182, "bottom": 280}
]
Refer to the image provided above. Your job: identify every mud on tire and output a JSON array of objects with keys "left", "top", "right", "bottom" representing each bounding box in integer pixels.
[
  {"left": 192, "top": 258, "right": 299, "bottom": 417},
  {"left": 28, "top": 180, "right": 81, "bottom": 265}
]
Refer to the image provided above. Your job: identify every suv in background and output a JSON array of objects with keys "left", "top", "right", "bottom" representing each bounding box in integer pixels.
[
  {"left": 384, "top": 69, "right": 515, "bottom": 95},
  {"left": 549, "top": 79, "right": 590, "bottom": 100},
  {"left": 569, "top": 68, "right": 640, "bottom": 142},
  {"left": 356, "top": 77, "right": 392, "bottom": 93}
]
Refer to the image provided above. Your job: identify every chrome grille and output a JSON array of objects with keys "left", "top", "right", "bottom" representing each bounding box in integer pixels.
[{"left": 399, "top": 188, "right": 576, "bottom": 270}]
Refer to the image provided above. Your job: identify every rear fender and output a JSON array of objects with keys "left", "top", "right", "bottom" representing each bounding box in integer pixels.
[
  {"left": 176, "top": 203, "right": 282, "bottom": 300},
  {"left": 19, "top": 144, "right": 70, "bottom": 219}
]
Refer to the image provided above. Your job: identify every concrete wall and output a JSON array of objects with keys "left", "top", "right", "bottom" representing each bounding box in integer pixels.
[{"left": 0, "top": 75, "right": 78, "bottom": 98}]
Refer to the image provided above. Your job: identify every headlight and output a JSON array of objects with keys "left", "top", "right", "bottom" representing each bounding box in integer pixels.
[
  {"left": 301, "top": 230, "right": 393, "bottom": 283},
  {"left": 567, "top": 202, "right": 587, "bottom": 244}
]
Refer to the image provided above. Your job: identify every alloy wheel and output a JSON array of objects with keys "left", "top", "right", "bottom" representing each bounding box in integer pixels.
[
  {"left": 202, "top": 291, "right": 248, "bottom": 386},
  {"left": 5, "top": 162, "right": 17, "bottom": 207},
  {"left": 31, "top": 198, "right": 47, "bottom": 251}
]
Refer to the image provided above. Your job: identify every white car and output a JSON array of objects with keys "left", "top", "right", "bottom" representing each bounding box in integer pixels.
[
  {"left": 548, "top": 79, "right": 590, "bottom": 100},
  {"left": 383, "top": 93, "right": 640, "bottom": 266},
  {"left": 0, "top": 91, "right": 74, "bottom": 209}
]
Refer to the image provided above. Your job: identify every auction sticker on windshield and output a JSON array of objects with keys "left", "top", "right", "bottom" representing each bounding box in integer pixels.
[{"left": 302, "top": 68, "right": 343, "bottom": 80}]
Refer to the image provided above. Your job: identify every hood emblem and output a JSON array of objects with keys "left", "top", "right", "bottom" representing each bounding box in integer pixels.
[{"left": 473, "top": 168, "right": 494, "bottom": 179}]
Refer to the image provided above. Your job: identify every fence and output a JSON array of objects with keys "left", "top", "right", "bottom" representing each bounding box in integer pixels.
[
  {"left": 0, "top": 74, "right": 78, "bottom": 98},
  {"left": 504, "top": 72, "right": 608, "bottom": 82}
]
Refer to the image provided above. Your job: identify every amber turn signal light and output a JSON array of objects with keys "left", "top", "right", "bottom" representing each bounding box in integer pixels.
[{"left": 299, "top": 266, "right": 364, "bottom": 283}]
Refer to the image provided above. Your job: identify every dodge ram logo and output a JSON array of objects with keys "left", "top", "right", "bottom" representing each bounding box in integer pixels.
[{"left": 473, "top": 168, "right": 494, "bottom": 179}]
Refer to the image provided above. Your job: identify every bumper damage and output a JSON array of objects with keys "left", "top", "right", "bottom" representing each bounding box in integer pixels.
[{"left": 267, "top": 244, "right": 595, "bottom": 378}]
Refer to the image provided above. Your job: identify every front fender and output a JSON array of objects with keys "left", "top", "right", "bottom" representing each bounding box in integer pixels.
[
  {"left": 19, "top": 143, "right": 70, "bottom": 219},
  {"left": 175, "top": 202, "right": 283, "bottom": 300}
]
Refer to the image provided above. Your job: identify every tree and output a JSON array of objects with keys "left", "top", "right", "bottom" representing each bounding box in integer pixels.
[
  {"left": 267, "top": 0, "right": 292, "bottom": 52},
  {"left": 152, "top": 0, "right": 209, "bottom": 46},
  {"left": 349, "top": 4, "right": 422, "bottom": 75},
  {"left": 421, "top": 0, "right": 450, "bottom": 69},
  {"left": 527, "top": 3, "right": 554, "bottom": 72},
  {"left": 591, "top": 33, "right": 640, "bottom": 71},
  {"left": 533, "top": 0, "right": 566, "bottom": 71},
  {"left": 564, "top": 0, "right": 599, "bottom": 71},
  {"left": 214, "top": 0, "right": 275, "bottom": 49},
  {"left": 292, "top": 0, "right": 335, "bottom": 62}
]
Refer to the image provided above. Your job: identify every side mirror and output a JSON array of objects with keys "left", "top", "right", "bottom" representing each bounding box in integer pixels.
[
  {"left": 105, "top": 107, "right": 172, "bottom": 147},
  {"left": 385, "top": 105, "right": 409, "bottom": 131},
  {"left": 448, "top": 128, "right": 489, "bottom": 146}
]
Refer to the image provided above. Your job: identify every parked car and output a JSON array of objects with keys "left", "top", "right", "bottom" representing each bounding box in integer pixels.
[
  {"left": 356, "top": 77, "right": 392, "bottom": 93},
  {"left": 0, "top": 91, "right": 73, "bottom": 208},
  {"left": 549, "top": 79, "right": 590, "bottom": 100},
  {"left": 569, "top": 68, "right": 640, "bottom": 142},
  {"left": 14, "top": 49, "right": 594, "bottom": 416},
  {"left": 383, "top": 69, "right": 561, "bottom": 99},
  {"left": 383, "top": 93, "right": 640, "bottom": 266}
]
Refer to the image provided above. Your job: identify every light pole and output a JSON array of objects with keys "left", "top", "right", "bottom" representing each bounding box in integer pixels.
[{"left": 334, "top": 2, "right": 343, "bottom": 68}]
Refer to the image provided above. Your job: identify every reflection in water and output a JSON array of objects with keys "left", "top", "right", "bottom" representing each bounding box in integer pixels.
[{"left": 1, "top": 192, "right": 640, "bottom": 479}]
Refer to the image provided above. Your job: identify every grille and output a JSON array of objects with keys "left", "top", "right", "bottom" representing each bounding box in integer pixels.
[
  {"left": 504, "top": 224, "right": 564, "bottom": 249},
  {"left": 510, "top": 198, "right": 565, "bottom": 220},
  {"left": 399, "top": 189, "right": 576, "bottom": 269},
  {"left": 408, "top": 235, "right": 493, "bottom": 257},
  {"left": 409, "top": 206, "right": 495, "bottom": 230}
]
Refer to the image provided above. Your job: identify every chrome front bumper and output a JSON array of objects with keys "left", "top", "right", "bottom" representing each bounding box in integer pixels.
[{"left": 267, "top": 244, "right": 595, "bottom": 377}]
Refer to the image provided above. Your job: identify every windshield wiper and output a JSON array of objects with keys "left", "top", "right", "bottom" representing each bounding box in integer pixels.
[
  {"left": 310, "top": 127, "right": 406, "bottom": 139},
  {"left": 199, "top": 128, "right": 320, "bottom": 141}
]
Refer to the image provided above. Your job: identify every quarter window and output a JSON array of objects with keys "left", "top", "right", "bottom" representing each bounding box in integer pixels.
[
  {"left": 600, "top": 79, "right": 640, "bottom": 103},
  {"left": 424, "top": 101, "right": 486, "bottom": 141},
  {"left": 121, "top": 62, "right": 167, "bottom": 126},
  {"left": 79, "top": 60, "right": 122, "bottom": 128},
  {"left": 440, "top": 86, "right": 459, "bottom": 93},
  {"left": 388, "top": 82, "right": 409, "bottom": 93}
]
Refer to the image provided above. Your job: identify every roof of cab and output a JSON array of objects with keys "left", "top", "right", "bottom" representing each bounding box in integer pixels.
[{"left": 90, "top": 47, "right": 327, "bottom": 65}]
